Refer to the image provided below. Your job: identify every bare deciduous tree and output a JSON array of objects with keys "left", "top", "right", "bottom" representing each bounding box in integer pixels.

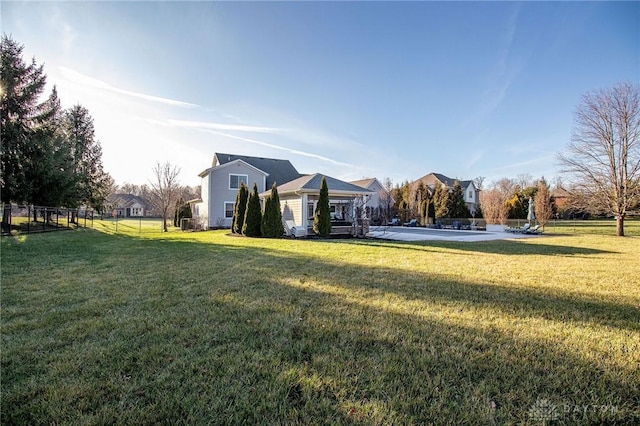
[
  {"left": 558, "top": 82, "right": 640, "bottom": 236},
  {"left": 379, "top": 177, "right": 395, "bottom": 224},
  {"left": 150, "top": 161, "right": 181, "bottom": 232},
  {"left": 534, "top": 177, "right": 553, "bottom": 230},
  {"left": 479, "top": 179, "right": 512, "bottom": 225},
  {"left": 516, "top": 173, "right": 533, "bottom": 190}
]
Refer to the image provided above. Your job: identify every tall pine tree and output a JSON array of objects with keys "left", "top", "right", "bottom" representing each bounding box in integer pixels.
[
  {"left": 64, "top": 105, "right": 109, "bottom": 210},
  {"left": 448, "top": 180, "right": 470, "bottom": 218},
  {"left": 28, "top": 87, "right": 75, "bottom": 216},
  {"left": 1, "top": 35, "right": 46, "bottom": 228},
  {"left": 433, "top": 184, "right": 449, "bottom": 220}
]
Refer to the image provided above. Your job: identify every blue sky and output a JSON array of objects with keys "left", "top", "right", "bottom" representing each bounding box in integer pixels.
[{"left": 3, "top": 1, "right": 638, "bottom": 187}]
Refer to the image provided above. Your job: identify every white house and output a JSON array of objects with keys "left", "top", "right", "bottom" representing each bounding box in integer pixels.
[
  {"left": 267, "top": 173, "right": 375, "bottom": 237},
  {"left": 413, "top": 173, "right": 480, "bottom": 215},
  {"left": 350, "top": 178, "right": 394, "bottom": 224},
  {"left": 193, "top": 153, "right": 300, "bottom": 229},
  {"left": 107, "top": 194, "right": 150, "bottom": 217}
]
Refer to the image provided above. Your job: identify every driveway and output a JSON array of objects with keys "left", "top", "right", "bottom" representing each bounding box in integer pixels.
[{"left": 367, "top": 226, "right": 540, "bottom": 242}]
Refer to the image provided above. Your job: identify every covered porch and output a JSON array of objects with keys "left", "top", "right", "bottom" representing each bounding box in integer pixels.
[{"left": 264, "top": 173, "right": 374, "bottom": 237}]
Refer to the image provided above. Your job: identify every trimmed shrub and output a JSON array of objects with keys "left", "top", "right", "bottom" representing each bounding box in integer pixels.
[
  {"left": 242, "top": 183, "right": 262, "bottom": 237},
  {"left": 232, "top": 182, "right": 248, "bottom": 234},
  {"left": 313, "top": 176, "right": 332, "bottom": 237},
  {"left": 261, "top": 183, "right": 284, "bottom": 238}
]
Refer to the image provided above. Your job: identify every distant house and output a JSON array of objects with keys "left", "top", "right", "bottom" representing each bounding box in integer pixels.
[
  {"left": 350, "top": 178, "right": 394, "bottom": 224},
  {"left": 193, "top": 153, "right": 300, "bottom": 229},
  {"left": 413, "top": 173, "right": 480, "bottom": 215},
  {"left": 107, "top": 194, "right": 151, "bottom": 217},
  {"left": 266, "top": 174, "right": 375, "bottom": 237},
  {"left": 551, "top": 187, "right": 570, "bottom": 212}
]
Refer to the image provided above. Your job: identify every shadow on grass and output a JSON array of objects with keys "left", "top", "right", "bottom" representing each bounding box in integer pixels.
[
  {"left": 2, "top": 230, "right": 638, "bottom": 424},
  {"left": 339, "top": 237, "right": 618, "bottom": 257}
]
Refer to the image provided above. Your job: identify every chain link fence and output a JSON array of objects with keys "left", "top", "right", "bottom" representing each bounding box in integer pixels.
[{"left": 1, "top": 204, "right": 95, "bottom": 236}]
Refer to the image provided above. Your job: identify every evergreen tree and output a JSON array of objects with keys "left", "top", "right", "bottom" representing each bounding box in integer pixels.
[
  {"left": 29, "top": 87, "right": 75, "bottom": 214},
  {"left": 428, "top": 198, "right": 436, "bottom": 222},
  {"left": 1, "top": 35, "right": 47, "bottom": 228},
  {"left": 242, "top": 182, "right": 262, "bottom": 237},
  {"left": 261, "top": 182, "right": 284, "bottom": 237},
  {"left": 232, "top": 182, "right": 248, "bottom": 233},
  {"left": 448, "top": 180, "right": 470, "bottom": 218},
  {"left": 313, "top": 176, "right": 332, "bottom": 237},
  {"left": 64, "top": 105, "right": 109, "bottom": 210},
  {"left": 433, "top": 184, "right": 449, "bottom": 220},
  {"left": 420, "top": 199, "right": 429, "bottom": 226}
]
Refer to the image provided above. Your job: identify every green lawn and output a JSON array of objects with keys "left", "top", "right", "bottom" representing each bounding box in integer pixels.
[{"left": 2, "top": 222, "right": 639, "bottom": 424}]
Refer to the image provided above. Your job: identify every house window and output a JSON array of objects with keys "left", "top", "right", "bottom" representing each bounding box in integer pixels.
[
  {"left": 229, "top": 174, "right": 248, "bottom": 190},
  {"left": 308, "top": 202, "right": 315, "bottom": 219},
  {"left": 224, "top": 202, "right": 235, "bottom": 218},
  {"left": 468, "top": 190, "right": 473, "bottom": 199}
]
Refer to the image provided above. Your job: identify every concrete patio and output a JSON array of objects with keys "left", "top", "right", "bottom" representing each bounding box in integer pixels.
[{"left": 367, "top": 225, "right": 543, "bottom": 242}]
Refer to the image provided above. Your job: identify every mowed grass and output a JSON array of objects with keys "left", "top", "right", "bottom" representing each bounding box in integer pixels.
[{"left": 2, "top": 221, "right": 639, "bottom": 424}]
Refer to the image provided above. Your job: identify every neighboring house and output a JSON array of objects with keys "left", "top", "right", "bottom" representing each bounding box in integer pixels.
[
  {"left": 414, "top": 173, "right": 480, "bottom": 214},
  {"left": 194, "top": 153, "right": 300, "bottom": 229},
  {"left": 551, "top": 187, "right": 570, "bottom": 211},
  {"left": 265, "top": 173, "right": 375, "bottom": 237},
  {"left": 107, "top": 194, "right": 150, "bottom": 217},
  {"left": 350, "top": 178, "right": 394, "bottom": 224}
]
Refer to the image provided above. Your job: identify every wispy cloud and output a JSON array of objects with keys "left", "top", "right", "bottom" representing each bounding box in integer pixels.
[
  {"left": 165, "top": 119, "right": 282, "bottom": 134},
  {"left": 491, "top": 153, "right": 556, "bottom": 175},
  {"left": 59, "top": 66, "right": 198, "bottom": 108},
  {"left": 202, "top": 129, "right": 354, "bottom": 167},
  {"left": 466, "top": 150, "right": 485, "bottom": 169},
  {"left": 50, "top": 9, "right": 76, "bottom": 51},
  {"left": 463, "top": 5, "right": 525, "bottom": 128}
]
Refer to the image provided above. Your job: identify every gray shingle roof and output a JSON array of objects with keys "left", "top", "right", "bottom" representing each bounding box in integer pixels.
[
  {"left": 214, "top": 153, "right": 300, "bottom": 188},
  {"left": 350, "top": 178, "right": 378, "bottom": 189},
  {"left": 275, "top": 174, "right": 375, "bottom": 195},
  {"left": 417, "top": 173, "right": 473, "bottom": 189},
  {"left": 107, "top": 194, "right": 150, "bottom": 208}
]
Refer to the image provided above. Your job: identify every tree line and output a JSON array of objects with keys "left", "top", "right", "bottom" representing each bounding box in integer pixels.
[
  {"left": 386, "top": 175, "right": 556, "bottom": 227},
  {"left": 388, "top": 179, "right": 473, "bottom": 226},
  {"left": 1, "top": 35, "right": 111, "bottom": 229}
]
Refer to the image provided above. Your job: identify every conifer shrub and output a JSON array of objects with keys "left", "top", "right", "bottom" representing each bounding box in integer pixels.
[
  {"left": 242, "top": 183, "right": 262, "bottom": 237},
  {"left": 232, "top": 182, "right": 248, "bottom": 234},
  {"left": 313, "top": 177, "right": 332, "bottom": 237},
  {"left": 261, "top": 183, "right": 284, "bottom": 238}
]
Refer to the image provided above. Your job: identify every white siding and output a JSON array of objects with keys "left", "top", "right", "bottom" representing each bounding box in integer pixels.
[
  {"left": 208, "top": 162, "right": 267, "bottom": 228},
  {"left": 281, "top": 196, "right": 303, "bottom": 226},
  {"left": 199, "top": 174, "right": 210, "bottom": 227}
]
